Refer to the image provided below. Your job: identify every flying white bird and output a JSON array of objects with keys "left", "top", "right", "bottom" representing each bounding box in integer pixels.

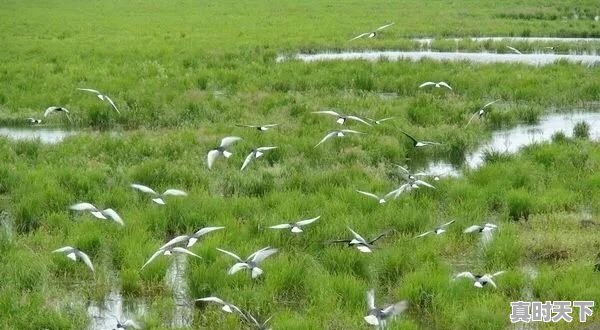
[
  {"left": 269, "top": 216, "right": 320, "bottom": 233},
  {"left": 141, "top": 246, "right": 201, "bottom": 270},
  {"left": 216, "top": 247, "right": 278, "bottom": 279},
  {"left": 506, "top": 45, "right": 522, "bottom": 54},
  {"left": 396, "top": 165, "right": 439, "bottom": 181},
  {"left": 418, "top": 81, "right": 452, "bottom": 90},
  {"left": 130, "top": 183, "right": 187, "bottom": 205},
  {"left": 78, "top": 88, "right": 120, "bottom": 113},
  {"left": 367, "top": 117, "right": 395, "bottom": 125},
  {"left": 349, "top": 23, "right": 395, "bottom": 41},
  {"left": 27, "top": 117, "right": 42, "bottom": 125},
  {"left": 196, "top": 296, "right": 244, "bottom": 315},
  {"left": 207, "top": 136, "right": 242, "bottom": 169},
  {"left": 464, "top": 223, "right": 497, "bottom": 234},
  {"left": 314, "top": 129, "right": 365, "bottom": 147},
  {"left": 464, "top": 223, "right": 498, "bottom": 244},
  {"left": 312, "top": 110, "right": 372, "bottom": 126},
  {"left": 236, "top": 124, "right": 278, "bottom": 132},
  {"left": 70, "top": 202, "right": 124, "bottom": 226},
  {"left": 416, "top": 220, "right": 455, "bottom": 238},
  {"left": 356, "top": 189, "right": 402, "bottom": 204},
  {"left": 241, "top": 147, "right": 277, "bottom": 170},
  {"left": 330, "top": 228, "right": 387, "bottom": 253},
  {"left": 44, "top": 106, "right": 72, "bottom": 123},
  {"left": 453, "top": 271, "right": 506, "bottom": 288},
  {"left": 52, "top": 246, "right": 95, "bottom": 272},
  {"left": 399, "top": 130, "right": 441, "bottom": 148},
  {"left": 158, "top": 227, "right": 225, "bottom": 250},
  {"left": 466, "top": 100, "right": 501, "bottom": 126},
  {"left": 364, "top": 289, "right": 408, "bottom": 329}
]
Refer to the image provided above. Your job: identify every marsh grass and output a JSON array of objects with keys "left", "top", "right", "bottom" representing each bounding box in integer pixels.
[{"left": 1, "top": 0, "right": 600, "bottom": 329}]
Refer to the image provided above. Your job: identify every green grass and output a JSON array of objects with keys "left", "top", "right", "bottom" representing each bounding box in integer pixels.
[{"left": 0, "top": 1, "right": 599, "bottom": 329}]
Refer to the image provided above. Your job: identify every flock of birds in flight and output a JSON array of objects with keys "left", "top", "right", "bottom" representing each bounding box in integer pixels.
[{"left": 24, "top": 23, "right": 517, "bottom": 330}]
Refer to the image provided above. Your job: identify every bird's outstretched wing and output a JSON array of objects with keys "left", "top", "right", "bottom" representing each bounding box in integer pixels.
[
  {"left": 130, "top": 183, "right": 158, "bottom": 196},
  {"left": 70, "top": 202, "right": 98, "bottom": 212},
  {"left": 506, "top": 45, "right": 522, "bottom": 54},
  {"left": 346, "top": 115, "right": 373, "bottom": 126},
  {"left": 349, "top": 32, "right": 370, "bottom": 41},
  {"left": 295, "top": 216, "right": 320, "bottom": 226},
  {"left": 356, "top": 190, "right": 379, "bottom": 200},
  {"left": 104, "top": 95, "right": 120, "bottom": 114},
  {"left": 314, "top": 131, "right": 338, "bottom": 147},
  {"left": 240, "top": 150, "right": 255, "bottom": 171},
  {"left": 216, "top": 248, "right": 243, "bottom": 262},
  {"left": 102, "top": 209, "right": 124, "bottom": 225},
  {"left": 207, "top": 149, "right": 220, "bottom": 169},
  {"left": 78, "top": 88, "right": 101, "bottom": 94},
  {"left": 419, "top": 82, "right": 435, "bottom": 88},
  {"left": 162, "top": 189, "right": 187, "bottom": 196},
  {"left": 453, "top": 272, "right": 475, "bottom": 280},
  {"left": 251, "top": 248, "right": 278, "bottom": 264},
  {"left": 376, "top": 23, "right": 395, "bottom": 31},
  {"left": 141, "top": 249, "right": 165, "bottom": 270},
  {"left": 382, "top": 300, "right": 408, "bottom": 317},
  {"left": 220, "top": 136, "right": 242, "bottom": 148},
  {"left": 269, "top": 223, "right": 292, "bottom": 229},
  {"left": 399, "top": 130, "right": 418, "bottom": 145},
  {"left": 438, "top": 82, "right": 452, "bottom": 90},
  {"left": 416, "top": 231, "right": 433, "bottom": 238},
  {"left": 312, "top": 110, "right": 341, "bottom": 117},
  {"left": 76, "top": 250, "right": 95, "bottom": 273},
  {"left": 347, "top": 227, "right": 367, "bottom": 244},
  {"left": 463, "top": 225, "right": 482, "bottom": 233},
  {"left": 172, "top": 247, "right": 201, "bottom": 259}
]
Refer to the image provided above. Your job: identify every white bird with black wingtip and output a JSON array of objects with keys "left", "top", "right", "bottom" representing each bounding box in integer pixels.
[
  {"left": 196, "top": 296, "right": 244, "bottom": 315},
  {"left": 356, "top": 189, "right": 402, "bottom": 204},
  {"left": 466, "top": 100, "right": 500, "bottom": 126},
  {"left": 364, "top": 289, "right": 408, "bottom": 329},
  {"left": 349, "top": 23, "right": 395, "bottom": 41},
  {"left": 130, "top": 183, "right": 187, "bottom": 205},
  {"left": 70, "top": 202, "right": 124, "bottom": 226},
  {"left": 52, "top": 246, "right": 95, "bottom": 273},
  {"left": 141, "top": 245, "right": 201, "bottom": 270},
  {"left": 399, "top": 130, "right": 441, "bottom": 148},
  {"left": 269, "top": 215, "right": 320, "bottom": 233},
  {"left": 464, "top": 223, "right": 498, "bottom": 244},
  {"left": 419, "top": 81, "right": 452, "bottom": 90},
  {"left": 453, "top": 271, "right": 506, "bottom": 288},
  {"left": 416, "top": 220, "right": 455, "bottom": 238},
  {"left": 216, "top": 246, "right": 278, "bottom": 279},
  {"left": 78, "top": 88, "right": 120, "bottom": 113},
  {"left": 314, "top": 129, "right": 365, "bottom": 147},
  {"left": 44, "top": 106, "right": 73, "bottom": 123},
  {"left": 207, "top": 136, "right": 242, "bottom": 169},
  {"left": 241, "top": 147, "right": 277, "bottom": 171}
]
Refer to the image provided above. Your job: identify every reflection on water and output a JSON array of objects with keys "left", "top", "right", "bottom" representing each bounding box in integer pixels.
[
  {"left": 0, "top": 127, "right": 75, "bottom": 144},
  {"left": 420, "top": 112, "right": 600, "bottom": 177},
  {"left": 278, "top": 51, "right": 600, "bottom": 66},
  {"left": 87, "top": 291, "right": 146, "bottom": 330},
  {"left": 465, "top": 112, "right": 600, "bottom": 169},
  {"left": 414, "top": 36, "right": 600, "bottom": 45},
  {"left": 166, "top": 256, "right": 193, "bottom": 328}
]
